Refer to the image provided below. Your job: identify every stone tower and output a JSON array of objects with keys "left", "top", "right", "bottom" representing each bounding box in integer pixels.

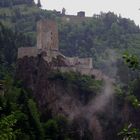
[{"left": 37, "top": 20, "right": 59, "bottom": 51}]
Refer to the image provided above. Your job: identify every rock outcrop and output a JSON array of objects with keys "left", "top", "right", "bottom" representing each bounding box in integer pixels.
[
  {"left": 16, "top": 56, "right": 96, "bottom": 117},
  {"left": 16, "top": 55, "right": 122, "bottom": 140}
]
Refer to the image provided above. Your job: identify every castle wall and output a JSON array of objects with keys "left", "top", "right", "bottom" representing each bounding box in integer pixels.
[
  {"left": 17, "top": 19, "right": 96, "bottom": 78},
  {"left": 56, "top": 67, "right": 103, "bottom": 80},
  {"left": 43, "top": 50, "right": 60, "bottom": 62},
  {"left": 37, "top": 20, "right": 59, "bottom": 51},
  {"left": 18, "top": 47, "right": 38, "bottom": 59},
  {"left": 77, "top": 68, "right": 92, "bottom": 75},
  {"left": 65, "top": 57, "right": 93, "bottom": 69},
  {"left": 54, "top": 66, "right": 77, "bottom": 73},
  {"left": 77, "top": 11, "right": 85, "bottom": 17},
  {"left": 65, "top": 57, "right": 79, "bottom": 66},
  {"left": 77, "top": 58, "right": 93, "bottom": 69},
  {"left": 61, "top": 15, "right": 92, "bottom": 24}
]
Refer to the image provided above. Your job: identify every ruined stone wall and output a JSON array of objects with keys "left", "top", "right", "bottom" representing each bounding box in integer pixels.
[
  {"left": 18, "top": 47, "right": 38, "bottom": 59},
  {"left": 90, "top": 69, "right": 103, "bottom": 80},
  {"left": 59, "top": 67, "right": 92, "bottom": 76},
  {"left": 37, "top": 20, "right": 59, "bottom": 51},
  {"left": 56, "top": 66, "right": 103, "bottom": 80},
  {"left": 65, "top": 57, "right": 79, "bottom": 66},
  {"left": 61, "top": 15, "right": 92, "bottom": 24},
  {"left": 77, "top": 58, "right": 93, "bottom": 69},
  {"left": 65, "top": 57, "right": 93, "bottom": 69},
  {"left": 17, "top": 19, "right": 95, "bottom": 77},
  {"left": 54, "top": 66, "right": 77, "bottom": 73},
  {"left": 77, "top": 11, "right": 85, "bottom": 17},
  {"left": 54, "top": 56, "right": 93, "bottom": 75},
  {"left": 43, "top": 50, "right": 60, "bottom": 62}
]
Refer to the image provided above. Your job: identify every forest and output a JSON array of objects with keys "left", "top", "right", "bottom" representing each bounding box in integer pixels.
[
  {"left": 0, "top": 0, "right": 140, "bottom": 140},
  {"left": 0, "top": 0, "right": 35, "bottom": 7}
]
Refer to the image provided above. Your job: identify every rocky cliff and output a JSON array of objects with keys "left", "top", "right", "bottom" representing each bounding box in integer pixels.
[
  {"left": 16, "top": 55, "right": 100, "bottom": 117},
  {"left": 16, "top": 55, "right": 114, "bottom": 140},
  {"left": 16, "top": 55, "right": 140, "bottom": 140}
]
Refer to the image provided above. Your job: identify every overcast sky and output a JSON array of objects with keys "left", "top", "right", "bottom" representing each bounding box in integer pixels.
[{"left": 35, "top": 0, "right": 140, "bottom": 25}]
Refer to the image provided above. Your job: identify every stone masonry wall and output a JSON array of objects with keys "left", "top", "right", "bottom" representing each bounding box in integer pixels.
[
  {"left": 65, "top": 57, "right": 93, "bottom": 69},
  {"left": 37, "top": 20, "right": 59, "bottom": 51},
  {"left": 18, "top": 19, "right": 95, "bottom": 76},
  {"left": 77, "top": 58, "right": 93, "bottom": 69},
  {"left": 18, "top": 47, "right": 38, "bottom": 59}
]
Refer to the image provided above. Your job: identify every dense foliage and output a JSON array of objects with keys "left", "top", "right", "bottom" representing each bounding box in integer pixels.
[
  {"left": 59, "top": 12, "right": 140, "bottom": 68},
  {"left": 0, "top": 23, "right": 34, "bottom": 76},
  {"left": 0, "top": 70, "right": 103, "bottom": 140},
  {"left": 1, "top": 0, "right": 140, "bottom": 69},
  {"left": 0, "top": 1, "right": 140, "bottom": 140},
  {"left": 0, "top": 0, "right": 35, "bottom": 7},
  {"left": 48, "top": 71, "right": 102, "bottom": 93}
]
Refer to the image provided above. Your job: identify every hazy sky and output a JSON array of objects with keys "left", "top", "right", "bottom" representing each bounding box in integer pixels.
[{"left": 35, "top": 0, "right": 140, "bottom": 25}]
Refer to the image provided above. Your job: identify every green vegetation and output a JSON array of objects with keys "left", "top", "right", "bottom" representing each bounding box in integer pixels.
[
  {"left": 123, "top": 52, "right": 140, "bottom": 70},
  {"left": 0, "top": 23, "right": 33, "bottom": 77},
  {"left": 0, "top": 73, "right": 63, "bottom": 139},
  {"left": 1, "top": 0, "right": 140, "bottom": 70},
  {"left": 0, "top": 69, "right": 102, "bottom": 139},
  {"left": 0, "top": 22, "right": 102, "bottom": 139},
  {"left": 118, "top": 123, "right": 140, "bottom": 140},
  {"left": 0, "top": 1, "right": 140, "bottom": 139},
  {"left": 59, "top": 12, "right": 140, "bottom": 68},
  {"left": 48, "top": 71, "right": 102, "bottom": 93},
  {"left": 0, "top": 112, "right": 20, "bottom": 140},
  {"left": 0, "top": 0, "right": 35, "bottom": 7},
  {"left": 44, "top": 116, "right": 69, "bottom": 140}
]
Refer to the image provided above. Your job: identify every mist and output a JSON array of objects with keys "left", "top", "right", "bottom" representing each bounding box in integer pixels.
[{"left": 65, "top": 49, "right": 118, "bottom": 139}]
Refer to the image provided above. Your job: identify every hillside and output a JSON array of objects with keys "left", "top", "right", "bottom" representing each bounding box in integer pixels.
[
  {"left": 1, "top": 2, "right": 140, "bottom": 78},
  {"left": 59, "top": 12, "right": 140, "bottom": 68},
  {"left": 0, "top": 1, "right": 140, "bottom": 140},
  {"left": 1, "top": 0, "right": 140, "bottom": 63},
  {"left": 0, "top": 0, "right": 56, "bottom": 45},
  {"left": 15, "top": 56, "right": 139, "bottom": 140}
]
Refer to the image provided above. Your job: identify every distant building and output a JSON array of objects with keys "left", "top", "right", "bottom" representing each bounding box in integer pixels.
[
  {"left": 56, "top": 11, "right": 61, "bottom": 15},
  {"left": 77, "top": 11, "right": 85, "bottom": 17}
]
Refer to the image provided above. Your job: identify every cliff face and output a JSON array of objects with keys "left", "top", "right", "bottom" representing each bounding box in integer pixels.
[
  {"left": 16, "top": 56, "right": 108, "bottom": 139},
  {"left": 16, "top": 56, "right": 140, "bottom": 140},
  {"left": 16, "top": 56, "right": 95, "bottom": 118},
  {"left": 15, "top": 56, "right": 114, "bottom": 139}
]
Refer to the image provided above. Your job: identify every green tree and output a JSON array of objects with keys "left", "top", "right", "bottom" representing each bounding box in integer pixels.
[
  {"left": 27, "top": 99, "right": 44, "bottom": 140},
  {"left": 0, "top": 112, "right": 20, "bottom": 140}
]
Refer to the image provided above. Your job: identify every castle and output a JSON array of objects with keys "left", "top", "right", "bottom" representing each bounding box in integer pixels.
[{"left": 18, "top": 20, "right": 101, "bottom": 77}]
